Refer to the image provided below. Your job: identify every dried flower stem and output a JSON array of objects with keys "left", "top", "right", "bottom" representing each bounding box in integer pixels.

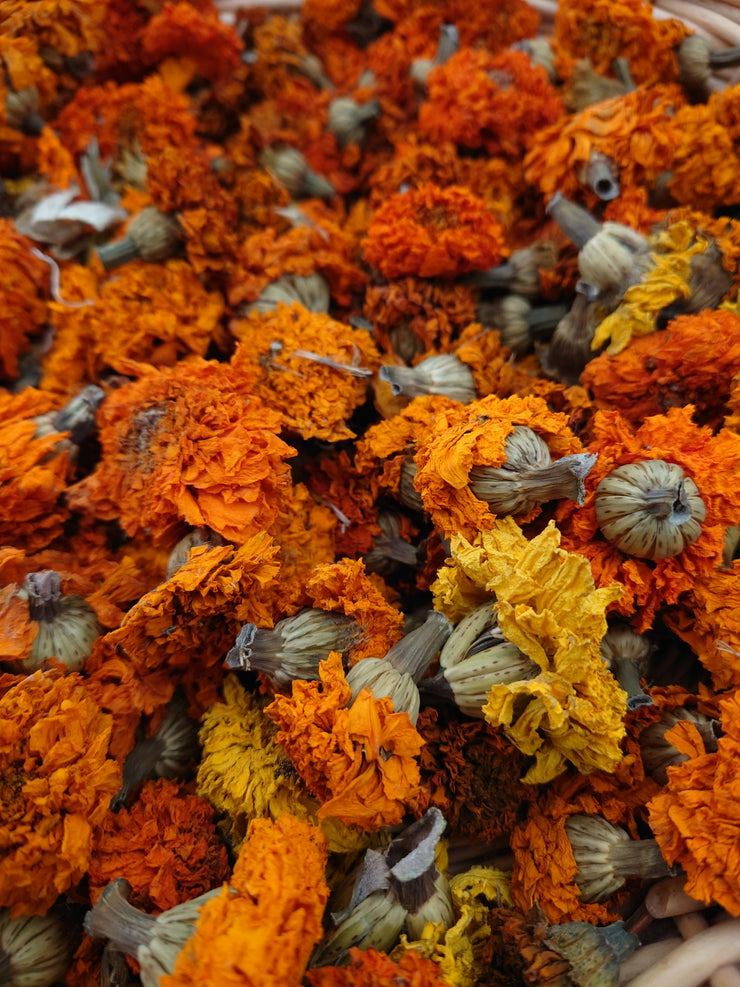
[
  {"left": 619, "top": 940, "right": 683, "bottom": 983},
  {"left": 674, "top": 913, "right": 740, "bottom": 987}
]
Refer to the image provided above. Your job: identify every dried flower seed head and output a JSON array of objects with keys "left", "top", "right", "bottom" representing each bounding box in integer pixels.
[
  {"left": 314, "top": 808, "right": 449, "bottom": 966},
  {"left": 675, "top": 36, "right": 740, "bottom": 94},
  {"left": 345, "top": 658, "right": 420, "bottom": 723},
  {"left": 97, "top": 206, "right": 182, "bottom": 270},
  {"left": 260, "top": 146, "right": 335, "bottom": 199},
  {"left": 33, "top": 384, "right": 105, "bottom": 458},
  {"left": 564, "top": 814, "right": 672, "bottom": 903},
  {"left": 600, "top": 623, "right": 654, "bottom": 711},
  {"left": 385, "top": 610, "right": 452, "bottom": 680},
  {"left": 226, "top": 609, "right": 362, "bottom": 687},
  {"left": 247, "top": 273, "right": 331, "bottom": 317},
  {"left": 364, "top": 510, "right": 419, "bottom": 577},
  {"left": 639, "top": 708, "right": 719, "bottom": 786},
  {"left": 409, "top": 23, "right": 460, "bottom": 87},
  {"left": 327, "top": 97, "right": 380, "bottom": 147},
  {"left": 477, "top": 296, "right": 567, "bottom": 356},
  {"left": 84, "top": 878, "right": 219, "bottom": 987},
  {"left": 564, "top": 59, "right": 630, "bottom": 112},
  {"left": 0, "top": 907, "right": 75, "bottom": 987},
  {"left": 406, "top": 870, "right": 455, "bottom": 940},
  {"left": 4, "top": 86, "right": 44, "bottom": 136},
  {"left": 166, "top": 527, "right": 227, "bottom": 579},
  {"left": 398, "top": 458, "right": 425, "bottom": 514},
  {"left": 515, "top": 36, "right": 557, "bottom": 81},
  {"left": 468, "top": 425, "right": 597, "bottom": 516},
  {"left": 111, "top": 693, "right": 200, "bottom": 810},
  {"left": 545, "top": 920, "right": 639, "bottom": 985},
  {"left": 542, "top": 292, "right": 599, "bottom": 381},
  {"left": 379, "top": 355, "right": 476, "bottom": 405},
  {"left": 595, "top": 460, "right": 707, "bottom": 560},
  {"left": 15, "top": 569, "right": 102, "bottom": 672},
  {"left": 466, "top": 240, "right": 558, "bottom": 298}
]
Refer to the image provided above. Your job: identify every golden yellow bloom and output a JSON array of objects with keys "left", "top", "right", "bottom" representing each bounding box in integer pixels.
[
  {"left": 592, "top": 221, "right": 712, "bottom": 354},
  {"left": 434, "top": 518, "right": 626, "bottom": 782}
]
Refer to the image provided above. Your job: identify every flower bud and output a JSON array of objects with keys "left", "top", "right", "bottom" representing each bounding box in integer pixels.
[
  {"left": 364, "top": 510, "right": 419, "bottom": 577},
  {"left": 468, "top": 241, "right": 558, "bottom": 298},
  {"left": 167, "top": 527, "right": 227, "bottom": 578},
  {"left": 541, "top": 291, "right": 599, "bottom": 381},
  {"left": 246, "top": 272, "right": 330, "bottom": 317},
  {"left": 379, "top": 354, "right": 476, "bottom": 404},
  {"left": 468, "top": 425, "right": 597, "bottom": 516},
  {"left": 595, "top": 460, "right": 706, "bottom": 560},
  {"left": 5, "top": 86, "right": 44, "bottom": 136},
  {"left": 225, "top": 608, "right": 362, "bottom": 687},
  {"left": 565, "top": 814, "right": 672, "bottom": 902},
  {"left": 514, "top": 36, "right": 557, "bottom": 81},
  {"left": 545, "top": 920, "right": 639, "bottom": 984},
  {"left": 398, "top": 458, "right": 425, "bottom": 513},
  {"left": 0, "top": 907, "right": 75, "bottom": 987},
  {"left": 327, "top": 97, "right": 380, "bottom": 147},
  {"left": 97, "top": 206, "right": 182, "bottom": 270},
  {"left": 12, "top": 570, "right": 102, "bottom": 673},
  {"left": 260, "top": 146, "right": 335, "bottom": 199}
]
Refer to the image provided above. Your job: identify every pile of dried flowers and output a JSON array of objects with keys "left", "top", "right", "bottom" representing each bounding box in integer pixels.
[{"left": 1, "top": 0, "right": 740, "bottom": 985}]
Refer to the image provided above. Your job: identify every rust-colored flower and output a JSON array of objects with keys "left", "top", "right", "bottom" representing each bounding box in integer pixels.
[
  {"left": 556, "top": 407, "right": 740, "bottom": 629},
  {"left": 88, "top": 778, "right": 230, "bottom": 912},
  {"left": 0, "top": 670, "right": 121, "bottom": 916},
  {"left": 583, "top": 308, "right": 740, "bottom": 429},
  {"left": 363, "top": 183, "right": 504, "bottom": 280},
  {"left": 0, "top": 222, "right": 48, "bottom": 381},
  {"left": 141, "top": 2, "right": 244, "bottom": 84},
  {"left": 648, "top": 690, "right": 740, "bottom": 916},
  {"left": 307, "top": 947, "right": 448, "bottom": 986},
  {"left": 230, "top": 303, "right": 379, "bottom": 441},
  {"left": 0, "top": 0, "right": 106, "bottom": 59},
  {"left": 553, "top": 0, "right": 689, "bottom": 86},
  {"left": 67, "top": 360, "right": 295, "bottom": 545},
  {"left": 266, "top": 652, "right": 427, "bottom": 830},
  {"left": 419, "top": 48, "right": 564, "bottom": 159},
  {"left": 161, "top": 814, "right": 329, "bottom": 987}
]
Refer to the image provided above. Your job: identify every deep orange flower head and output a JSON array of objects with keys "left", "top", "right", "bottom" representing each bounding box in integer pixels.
[
  {"left": 266, "top": 652, "right": 427, "bottom": 830},
  {"left": 0, "top": 389, "right": 73, "bottom": 551},
  {"left": 0, "top": 220, "right": 48, "bottom": 382},
  {"left": 414, "top": 392, "right": 587, "bottom": 539},
  {"left": 230, "top": 304, "right": 379, "bottom": 441},
  {"left": 307, "top": 947, "right": 448, "bottom": 986},
  {"left": 553, "top": 0, "right": 689, "bottom": 86},
  {"left": 161, "top": 814, "right": 329, "bottom": 987},
  {"left": 556, "top": 407, "right": 740, "bottom": 629},
  {"left": 88, "top": 778, "right": 230, "bottom": 912},
  {"left": 0, "top": 0, "right": 106, "bottom": 58},
  {"left": 419, "top": 48, "right": 564, "bottom": 159},
  {"left": 363, "top": 183, "right": 504, "bottom": 279},
  {"left": 305, "top": 558, "right": 404, "bottom": 661},
  {"left": 141, "top": 2, "right": 244, "bottom": 83},
  {"left": 67, "top": 360, "right": 295, "bottom": 545},
  {"left": 524, "top": 84, "right": 685, "bottom": 205},
  {"left": 46, "top": 260, "right": 225, "bottom": 389},
  {"left": 0, "top": 670, "right": 121, "bottom": 916},
  {"left": 648, "top": 690, "right": 740, "bottom": 915},
  {"left": 582, "top": 309, "right": 740, "bottom": 430}
]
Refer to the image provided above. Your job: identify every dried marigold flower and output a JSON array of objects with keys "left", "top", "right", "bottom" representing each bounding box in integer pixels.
[
  {"left": 266, "top": 652, "right": 427, "bottom": 830},
  {"left": 0, "top": 670, "right": 121, "bottom": 916},
  {"left": 97, "top": 207, "right": 183, "bottom": 270},
  {"left": 594, "top": 460, "right": 707, "bottom": 561},
  {"left": 89, "top": 778, "right": 230, "bottom": 913},
  {"left": 307, "top": 947, "right": 448, "bottom": 987},
  {"left": 639, "top": 707, "right": 719, "bottom": 786},
  {"left": 67, "top": 360, "right": 295, "bottom": 545},
  {"left": 363, "top": 183, "right": 504, "bottom": 280}
]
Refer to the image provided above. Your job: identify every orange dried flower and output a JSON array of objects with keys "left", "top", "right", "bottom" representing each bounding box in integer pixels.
[
  {"left": 88, "top": 778, "right": 230, "bottom": 912},
  {"left": 161, "top": 814, "right": 329, "bottom": 987},
  {"left": 648, "top": 690, "right": 740, "bottom": 915},
  {"left": 305, "top": 558, "right": 404, "bottom": 661},
  {"left": 0, "top": 670, "right": 121, "bottom": 916},
  {"left": 67, "top": 360, "right": 295, "bottom": 545},
  {"left": 307, "top": 947, "right": 448, "bottom": 986},
  {"left": 0, "top": 0, "right": 105, "bottom": 59},
  {"left": 266, "top": 652, "right": 427, "bottom": 829},
  {"left": 413, "top": 392, "right": 588, "bottom": 539},
  {"left": 0, "top": 220, "right": 48, "bottom": 382},
  {"left": 419, "top": 48, "right": 564, "bottom": 159},
  {"left": 556, "top": 407, "right": 740, "bottom": 629},
  {"left": 230, "top": 304, "right": 379, "bottom": 441},
  {"left": 582, "top": 309, "right": 740, "bottom": 430},
  {"left": 553, "top": 0, "right": 689, "bottom": 86},
  {"left": 141, "top": 2, "right": 244, "bottom": 83},
  {"left": 363, "top": 183, "right": 504, "bottom": 279}
]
